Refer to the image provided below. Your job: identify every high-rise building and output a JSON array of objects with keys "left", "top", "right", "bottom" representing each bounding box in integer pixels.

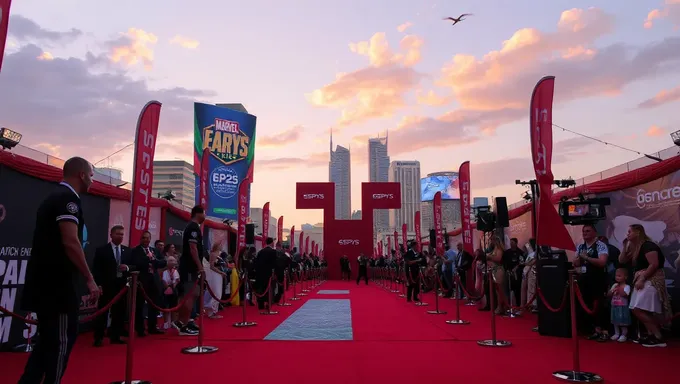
[
  {"left": 329, "top": 130, "right": 351, "bottom": 220},
  {"left": 388, "top": 161, "right": 421, "bottom": 232},
  {"left": 152, "top": 160, "right": 195, "bottom": 207},
  {"left": 368, "top": 134, "right": 390, "bottom": 234}
]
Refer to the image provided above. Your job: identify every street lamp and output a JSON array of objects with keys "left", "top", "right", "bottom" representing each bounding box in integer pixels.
[{"left": 0, "top": 128, "right": 22, "bottom": 150}]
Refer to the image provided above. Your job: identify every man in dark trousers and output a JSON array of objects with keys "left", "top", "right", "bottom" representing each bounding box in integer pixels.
[
  {"left": 253, "top": 238, "right": 278, "bottom": 310},
  {"left": 19, "top": 157, "right": 101, "bottom": 384},
  {"left": 404, "top": 241, "right": 423, "bottom": 302},
  {"left": 92, "top": 225, "right": 131, "bottom": 346},
  {"left": 128, "top": 230, "right": 166, "bottom": 336},
  {"left": 455, "top": 242, "right": 473, "bottom": 298},
  {"left": 356, "top": 253, "right": 369, "bottom": 285},
  {"left": 175, "top": 205, "right": 206, "bottom": 336}
]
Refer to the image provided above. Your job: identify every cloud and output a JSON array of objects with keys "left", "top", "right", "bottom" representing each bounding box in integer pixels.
[
  {"left": 257, "top": 125, "right": 305, "bottom": 147},
  {"left": 257, "top": 152, "right": 328, "bottom": 170},
  {"left": 416, "top": 90, "right": 453, "bottom": 106},
  {"left": 37, "top": 51, "right": 54, "bottom": 61},
  {"left": 397, "top": 22, "right": 413, "bottom": 33},
  {"left": 8, "top": 15, "right": 82, "bottom": 45},
  {"left": 644, "top": 0, "right": 680, "bottom": 29},
  {"left": 108, "top": 28, "right": 158, "bottom": 70},
  {"left": 307, "top": 32, "right": 425, "bottom": 128},
  {"left": 647, "top": 125, "right": 666, "bottom": 137},
  {"left": 170, "top": 35, "right": 200, "bottom": 49},
  {"left": 637, "top": 85, "right": 680, "bottom": 108}
]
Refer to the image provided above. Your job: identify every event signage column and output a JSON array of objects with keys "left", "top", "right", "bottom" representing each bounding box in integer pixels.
[
  {"left": 290, "top": 225, "right": 295, "bottom": 250},
  {"left": 433, "top": 192, "right": 444, "bottom": 256},
  {"left": 387, "top": 236, "right": 391, "bottom": 254},
  {"left": 237, "top": 178, "right": 251, "bottom": 257},
  {"left": 393, "top": 230, "right": 399, "bottom": 251},
  {"left": 129, "top": 101, "right": 162, "bottom": 246},
  {"left": 458, "top": 161, "right": 474, "bottom": 255},
  {"left": 529, "top": 76, "right": 575, "bottom": 251},
  {"left": 305, "top": 236, "right": 309, "bottom": 254},
  {"left": 277, "top": 216, "right": 283, "bottom": 244},
  {"left": 0, "top": 0, "right": 12, "bottom": 72},
  {"left": 199, "top": 147, "right": 210, "bottom": 210},
  {"left": 414, "top": 211, "right": 421, "bottom": 251},
  {"left": 401, "top": 224, "right": 407, "bottom": 252},
  {"left": 261, "top": 202, "right": 270, "bottom": 247},
  {"left": 311, "top": 240, "right": 316, "bottom": 255},
  {"left": 299, "top": 231, "right": 304, "bottom": 254}
]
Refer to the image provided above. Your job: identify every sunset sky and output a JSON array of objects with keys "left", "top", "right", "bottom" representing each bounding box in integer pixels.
[{"left": 2, "top": 0, "right": 680, "bottom": 228}]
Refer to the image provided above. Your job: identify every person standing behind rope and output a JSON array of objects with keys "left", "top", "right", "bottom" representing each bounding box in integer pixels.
[
  {"left": 404, "top": 241, "right": 423, "bottom": 302},
  {"left": 356, "top": 253, "right": 369, "bottom": 285},
  {"left": 253, "top": 238, "right": 278, "bottom": 310},
  {"left": 19, "top": 157, "right": 102, "bottom": 384}
]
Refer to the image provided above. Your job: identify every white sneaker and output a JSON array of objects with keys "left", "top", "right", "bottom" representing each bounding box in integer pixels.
[
  {"left": 617, "top": 335, "right": 627, "bottom": 343},
  {"left": 610, "top": 334, "right": 620, "bottom": 341}
]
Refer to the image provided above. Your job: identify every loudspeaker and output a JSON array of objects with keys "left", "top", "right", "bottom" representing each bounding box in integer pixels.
[
  {"left": 537, "top": 258, "right": 571, "bottom": 338},
  {"left": 476, "top": 211, "right": 496, "bottom": 232},
  {"left": 245, "top": 223, "right": 255, "bottom": 245},
  {"left": 429, "top": 229, "right": 436, "bottom": 248},
  {"left": 494, "top": 197, "right": 509, "bottom": 228}
]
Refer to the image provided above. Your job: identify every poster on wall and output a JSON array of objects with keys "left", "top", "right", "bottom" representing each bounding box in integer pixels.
[
  {"left": 165, "top": 211, "right": 190, "bottom": 249},
  {"left": 0, "top": 167, "right": 109, "bottom": 350},
  {"left": 108, "top": 199, "right": 161, "bottom": 245},
  {"left": 193, "top": 103, "right": 257, "bottom": 220}
]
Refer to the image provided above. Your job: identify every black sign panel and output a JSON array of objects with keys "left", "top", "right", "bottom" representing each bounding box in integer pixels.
[
  {"left": 0, "top": 166, "right": 110, "bottom": 350},
  {"left": 165, "top": 211, "right": 189, "bottom": 249}
]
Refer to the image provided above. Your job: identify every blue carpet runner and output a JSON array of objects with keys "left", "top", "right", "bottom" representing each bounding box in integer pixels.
[
  {"left": 317, "top": 290, "right": 350, "bottom": 294},
  {"left": 264, "top": 299, "right": 353, "bottom": 341}
]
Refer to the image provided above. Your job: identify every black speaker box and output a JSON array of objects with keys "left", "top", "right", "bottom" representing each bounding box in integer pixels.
[
  {"left": 537, "top": 258, "right": 571, "bottom": 338},
  {"left": 429, "top": 229, "right": 436, "bottom": 248},
  {"left": 476, "top": 211, "right": 496, "bottom": 232},
  {"left": 495, "top": 197, "right": 509, "bottom": 228},
  {"left": 245, "top": 223, "right": 255, "bottom": 245}
]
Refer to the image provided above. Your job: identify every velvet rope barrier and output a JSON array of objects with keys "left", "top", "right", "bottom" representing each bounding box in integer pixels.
[
  {"left": 138, "top": 276, "right": 201, "bottom": 313},
  {"left": 205, "top": 276, "right": 245, "bottom": 305}
]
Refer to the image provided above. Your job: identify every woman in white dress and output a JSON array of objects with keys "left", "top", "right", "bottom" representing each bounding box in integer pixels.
[{"left": 203, "top": 241, "right": 227, "bottom": 319}]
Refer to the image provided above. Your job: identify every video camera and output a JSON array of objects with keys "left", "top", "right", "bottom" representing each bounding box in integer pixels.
[
  {"left": 558, "top": 195, "right": 610, "bottom": 226},
  {"left": 475, "top": 205, "right": 496, "bottom": 233}
]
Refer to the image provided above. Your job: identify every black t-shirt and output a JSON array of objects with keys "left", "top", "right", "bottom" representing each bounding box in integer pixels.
[
  {"left": 404, "top": 249, "right": 420, "bottom": 273},
  {"left": 22, "top": 183, "right": 84, "bottom": 313},
  {"left": 502, "top": 248, "right": 523, "bottom": 270},
  {"left": 633, "top": 241, "right": 665, "bottom": 272},
  {"left": 358, "top": 256, "right": 367, "bottom": 267},
  {"left": 179, "top": 221, "right": 203, "bottom": 277}
]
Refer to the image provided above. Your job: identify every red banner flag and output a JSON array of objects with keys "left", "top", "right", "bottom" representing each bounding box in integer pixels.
[
  {"left": 401, "top": 224, "right": 407, "bottom": 253},
  {"left": 299, "top": 231, "right": 304, "bottom": 254},
  {"left": 305, "top": 236, "right": 309, "bottom": 254},
  {"left": 261, "top": 202, "right": 270, "bottom": 247},
  {"left": 433, "top": 191, "right": 444, "bottom": 256},
  {"left": 314, "top": 242, "right": 318, "bottom": 255},
  {"left": 277, "top": 216, "right": 283, "bottom": 244},
  {"left": 458, "top": 161, "right": 474, "bottom": 255},
  {"left": 237, "top": 177, "right": 251, "bottom": 259},
  {"left": 311, "top": 240, "right": 316, "bottom": 255},
  {"left": 414, "top": 211, "right": 421, "bottom": 252},
  {"left": 199, "top": 147, "right": 210, "bottom": 210},
  {"left": 530, "top": 76, "right": 575, "bottom": 251},
  {"left": 0, "top": 0, "right": 12, "bottom": 73},
  {"left": 393, "top": 230, "right": 399, "bottom": 251},
  {"left": 129, "top": 101, "right": 162, "bottom": 246},
  {"left": 290, "top": 225, "right": 295, "bottom": 250},
  {"left": 387, "top": 235, "right": 392, "bottom": 254},
  {"left": 378, "top": 241, "right": 383, "bottom": 256}
]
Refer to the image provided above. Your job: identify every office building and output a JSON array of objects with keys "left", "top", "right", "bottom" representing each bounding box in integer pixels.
[
  {"left": 152, "top": 160, "right": 195, "bottom": 207},
  {"left": 368, "top": 134, "right": 390, "bottom": 234},
  {"left": 329, "top": 130, "right": 351, "bottom": 220},
  {"left": 249, "top": 207, "right": 279, "bottom": 242},
  {"left": 388, "top": 161, "right": 421, "bottom": 232}
]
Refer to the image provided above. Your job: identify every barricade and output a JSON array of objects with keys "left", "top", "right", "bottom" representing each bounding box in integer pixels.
[
  {"left": 257, "top": 271, "right": 278, "bottom": 316},
  {"left": 233, "top": 270, "right": 257, "bottom": 327},
  {"left": 277, "top": 269, "right": 292, "bottom": 307},
  {"left": 289, "top": 268, "right": 301, "bottom": 301}
]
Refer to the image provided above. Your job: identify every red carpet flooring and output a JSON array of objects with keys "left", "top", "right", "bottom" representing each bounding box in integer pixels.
[{"left": 1, "top": 281, "right": 677, "bottom": 383}]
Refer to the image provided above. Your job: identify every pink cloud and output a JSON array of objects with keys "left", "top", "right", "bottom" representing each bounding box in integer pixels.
[
  {"left": 397, "top": 22, "right": 413, "bottom": 33},
  {"left": 257, "top": 125, "right": 305, "bottom": 147},
  {"left": 644, "top": 0, "right": 680, "bottom": 29},
  {"left": 647, "top": 125, "right": 666, "bottom": 137},
  {"left": 638, "top": 85, "right": 680, "bottom": 108}
]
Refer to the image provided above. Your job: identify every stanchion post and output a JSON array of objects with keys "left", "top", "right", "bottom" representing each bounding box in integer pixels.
[
  {"left": 182, "top": 273, "right": 219, "bottom": 354},
  {"left": 507, "top": 271, "right": 519, "bottom": 318},
  {"left": 427, "top": 274, "right": 447, "bottom": 315},
  {"left": 552, "top": 272, "right": 603, "bottom": 382},
  {"left": 298, "top": 269, "right": 308, "bottom": 296},
  {"left": 414, "top": 268, "right": 429, "bottom": 306},
  {"left": 261, "top": 270, "right": 279, "bottom": 315},
  {"left": 446, "top": 276, "right": 470, "bottom": 325},
  {"left": 477, "top": 262, "right": 511, "bottom": 347},
  {"left": 278, "top": 270, "right": 292, "bottom": 306},
  {"left": 290, "top": 268, "right": 300, "bottom": 300},
  {"left": 234, "top": 270, "right": 257, "bottom": 327},
  {"left": 110, "top": 272, "right": 152, "bottom": 384}
]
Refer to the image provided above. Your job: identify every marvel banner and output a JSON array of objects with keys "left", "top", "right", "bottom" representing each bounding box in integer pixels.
[
  {"left": 193, "top": 103, "right": 257, "bottom": 220},
  {"left": 0, "top": 167, "right": 109, "bottom": 350}
]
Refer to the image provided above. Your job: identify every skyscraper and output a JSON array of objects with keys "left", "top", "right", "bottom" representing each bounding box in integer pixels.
[
  {"left": 329, "top": 129, "right": 351, "bottom": 220},
  {"left": 388, "top": 161, "right": 421, "bottom": 232},
  {"left": 369, "top": 134, "right": 390, "bottom": 233}
]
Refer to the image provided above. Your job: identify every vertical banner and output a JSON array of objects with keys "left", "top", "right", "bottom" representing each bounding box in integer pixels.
[
  {"left": 0, "top": 0, "right": 12, "bottom": 73},
  {"left": 433, "top": 191, "right": 444, "bottom": 256},
  {"left": 458, "top": 161, "right": 474, "bottom": 254},
  {"left": 129, "top": 101, "right": 162, "bottom": 246},
  {"left": 393, "top": 230, "right": 399, "bottom": 251},
  {"left": 387, "top": 235, "right": 392, "bottom": 254},
  {"left": 299, "top": 231, "right": 304, "bottom": 254},
  {"left": 305, "top": 236, "right": 310, "bottom": 254},
  {"left": 236, "top": 178, "right": 251, "bottom": 259},
  {"left": 277, "top": 216, "right": 283, "bottom": 244},
  {"left": 290, "top": 225, "right": 295, "bottom": 250},
  {"left": 315, "top": 243, "right": 319, "bottom": 255},
  {"left": 414, "top": 211, "right": 422, "bottom": 251},
  {"left": 378, "top": 241, "right": 383, "bottom": 256},
  {"left": 530, "top": 76, "right": 575, "bottom": 251},
  {"left": 193, "top": 102, "right": 257, "bottom": 220},
  {"left": 401, "top": 224, "right": 407, "bottom": 253},
  {"left": 261, "top": 202, "right": 270, "bottom": 247},
  {"left": 199, "top": 147, "right": 210, "bottom": 209},
  {"left": 311, "top": 240, "right": 316, "bottom": 255}
]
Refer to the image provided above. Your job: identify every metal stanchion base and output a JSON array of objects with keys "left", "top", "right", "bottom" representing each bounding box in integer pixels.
[
  {"left": 390, "top": 290, "right": 399, "bottom": 293},
  {"left": 181, "top": 345, "right": 219, "bottom": 354},
  {"left": 277, "top": 302, "right": 292, "bottom": 306},
  {"left": 477, "top": 339, "right": 512, "bottom": 347},
  {"left": 426, "top": 310, "right": 447, "bottom": 315},
  {"left": 445, "top": 319, "right": 470, "bottom": 325},
  {"left": 110, "top": 380, "right": 152, "bottom": 384},
  {"left": 532, "top": 326, "right": 539, "bottom": 332},
  {"left": 233, "top": 321, "right": 257, "bottom": 327},
  {"left": 259, "top": 310, "right": 279, "bottom": 315},
  {"left": 465, "top": 302, "right": 477, "bottom": 306},
  {"left": 302, "top": 289, "right": 310, "bottom": 292},
  {"left": 552, "top": 371, "right": 603, "bottom": 383},
  {"left": 298, "top": 293, "right": 308, "bottom": 296},
  {"left": 507, "top": 311, "right": 520, "bottom": 318},
  {"left": 12, "top": 344, "right": 33, "bottom": 353},
  {"left": 289, "top": 296, "right": 300, "bottom": 300},
  {"left": 398, "top": 294, "right": 406, "bottom": 298},
  {"left": 414, "top": 302, "right": 429, "bottom": 306}
]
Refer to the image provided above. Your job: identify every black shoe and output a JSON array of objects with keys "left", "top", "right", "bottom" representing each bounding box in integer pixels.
[
  {"left": 137, "top": 331, "right": 147, "bottom": 338},
  {"left": 586, "top": 332, "right": 600, "bottom": 340},
  {"left": 93, "top": 339, "right": 103, "bottom": 347},
  {"left": 642, "top": 336, "right": 667, "bottom": 348},
  {"left": 171, "top": 321, "right": 184, "bottom": 331},
  {"left": 596, "top": 333, "right": 609, "bottom": 343},
  {"left": 187, "top": 321, "right": 199, "bottom": 331},
  {"left": 179, "top": 326, "right": 199, "bottom": 336}
]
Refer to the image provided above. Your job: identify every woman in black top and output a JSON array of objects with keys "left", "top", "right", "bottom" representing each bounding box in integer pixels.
[{"left": 621, "top": 224, "right": 671, "bottom": 347}]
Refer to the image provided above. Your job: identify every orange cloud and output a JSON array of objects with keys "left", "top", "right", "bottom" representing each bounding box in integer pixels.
[
  {"left": 638, "top": 85, "right": 680, "bottom": 109},
  {"left": 416, "top": 90, "right": 453, "bottom": 106},
  {"left": 170, "top": 35, "right": 199, "bottom": 49},
  {"left": 257, "top": 126, "right": 305, "bottom": 147},
  {"left": 397, "top": 22, "right": 413, "bottom": 33},
  {"left": 37, "top": 51, "right": 54, "bottom": 61},
  {"left": 647, "top": 125, "right": 666, "bottom": 137},
  {"left": 110, "top": 28, "right": 158, "bottom": 70},
  {"left": 644, "top": 0, "right": 680, "bottom": 29},
  {"left": 307, "top": 32, "right": 425, "bottom": 128}
]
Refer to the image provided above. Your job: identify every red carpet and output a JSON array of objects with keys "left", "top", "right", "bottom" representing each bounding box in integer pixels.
[{"left": 1, "top": 281, "right": 676, "bottom": 383}]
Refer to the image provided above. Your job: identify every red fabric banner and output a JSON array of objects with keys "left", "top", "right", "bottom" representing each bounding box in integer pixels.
[
  {"left": 530, "top": 76, "right": 575, "bottom": 251},
  {"left": 0, "top": 0, "right": 12, "bottom": 73},
  {"left": 129, "top": 101, "right": 162, "bottom": 246},
  {"left": 414, "top": 211, "right": 421, "bottom": 251},
  {"left": 237, "top": 177, "right": 251, "bottom": 258},
  {"left": 433, "top": 191, "right": 444, "bottom": 256},
  {"left": 401, "top": 224, "right": 407, "bottom": 253},
  {"left": 393, "top": 230, "right": 399, "bottom": 252},
  {"left": 378, "top": 241, "right": 383, "bottom": 256},
  {"left": 299, "top": 231, "right": 304, "bottom": 254},
  {"left": 305, "top": 236, "right": 309, "bottom": 254},
  {"left": 387, "top": 235, "right": 391, "bottom": 254},
  {"left": 277, "top": 216, "right": 283, "bottom": 244},
  {"left": 290, "top": 225, "right": 295, "bottom": 250},
  {"left": 458, "top": 161, "right": 474, "bottom": 254},
  {"left": 199, "top": 147, "right": 210, "bottom": 210},
  {"left": 261, "top": 202, "right": 270, "bottom": 247},
  {"left": 311, "top": 240, "right": 316, "bottom": 255}
]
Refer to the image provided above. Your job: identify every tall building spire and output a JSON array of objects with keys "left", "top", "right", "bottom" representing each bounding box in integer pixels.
[
  {"left": 385, "top": 129, "right": 388, "bottom": 147},
  {"left": 330, "top": 127, "right": 333, "bottom": 153}
]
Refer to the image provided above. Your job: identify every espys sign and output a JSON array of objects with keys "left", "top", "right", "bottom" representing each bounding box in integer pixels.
[
  {"left": 164, "top": 211, "right": 189, "bottom": 245},
  {"left": 372, "top": 194, "right": 393, "bottom": 199},
  {"left": 338, "top": 239, "right": 360, "bottom": 245},
  {"left": 194, "top": 103, "right": 257, "bottom": 220},
  {"left": 304, "top": 194, "right": 324, "bottom": 199}
]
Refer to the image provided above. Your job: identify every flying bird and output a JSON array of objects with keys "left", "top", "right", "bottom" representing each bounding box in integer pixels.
[{"left": 443, "top": 14, "right": 472, "bottom": 26}]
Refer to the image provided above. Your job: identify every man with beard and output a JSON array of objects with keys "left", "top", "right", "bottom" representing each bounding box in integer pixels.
[
  {"left": 253, "top": 238, "right": 278, "bottom": 309},
  {"left": 404, "top": 240, "right": 423, "bottom": 302},
  {"left": 129, "top": 230, "right": 166, "bottom": 336},
  {"left": 356, "top": 253, "right": 369, "bottom": 285}
]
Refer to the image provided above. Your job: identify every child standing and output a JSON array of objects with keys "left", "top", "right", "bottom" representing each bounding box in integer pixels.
[
  {"left": 162, "top": 256, "right": 180, "bottom": 329},
  {"left": 608, "top": 268, "right": 632, "bottom": 342}
]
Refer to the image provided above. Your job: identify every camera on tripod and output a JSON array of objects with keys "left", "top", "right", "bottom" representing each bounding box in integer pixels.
[{"left": 558, "top": 195, "right": 611, "bottom": 225}]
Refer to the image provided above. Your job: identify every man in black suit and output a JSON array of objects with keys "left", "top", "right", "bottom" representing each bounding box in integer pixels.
[
  {"left": 253, "top": 237, "right": 277, "bottom": 310},
  {"left": 454, "top": 242, "right": 473, "bottom": 298},
  {"left": 92, "top": 225, "right": 130, "bottom": 346},
  {"left": 127, "top": 230, "right": 166, "bottom": 336}
]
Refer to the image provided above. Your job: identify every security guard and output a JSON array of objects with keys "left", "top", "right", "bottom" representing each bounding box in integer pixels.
[
  {"left": 19, "top": 157, "right": 102, "bottom": 384},
  {"left": 404, "top": 240, "right": 423, "bottom": 302}
]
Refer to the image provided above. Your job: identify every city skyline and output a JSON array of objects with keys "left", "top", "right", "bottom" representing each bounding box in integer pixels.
[
  {"left": 2, "top": 1, "right": 679, "bottom": 229},
  {"left": 329, "top": 129, "right": 351, "bottom": 220},
  {"left": 368, "top": 135, "right": 390, "bottom": 235}
]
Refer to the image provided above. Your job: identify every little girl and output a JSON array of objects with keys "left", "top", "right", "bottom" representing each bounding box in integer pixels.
[
  {"left": 162, "top": 256, "right": 180, "bottom": 330},
  {"left": 608, "top": 268, "right": 631, "bottom": 342}
]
